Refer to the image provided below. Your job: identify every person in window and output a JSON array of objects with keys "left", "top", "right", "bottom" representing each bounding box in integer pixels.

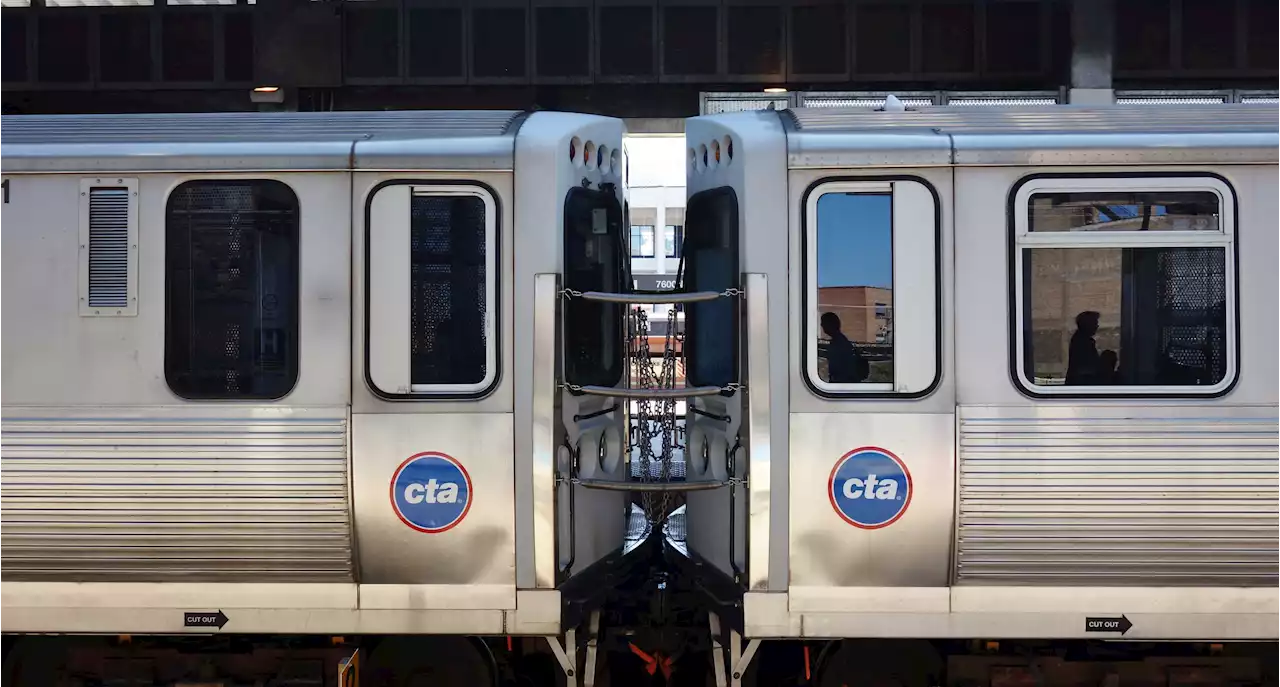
[
  {"left": 821, "top": 312, "right": 868, "bottom": 383},
  {"left": 1066, "top": 310, "right": 1115, "bottom": 386},
  {"left": 1099, "top": 349, "right": 1119, "bottom": 385}
]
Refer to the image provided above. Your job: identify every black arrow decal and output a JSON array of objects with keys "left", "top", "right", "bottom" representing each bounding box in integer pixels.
[
  {"left": 184, "top": 610, "right": 229, "bottom": 630},
  {"left": 1084, "top": 615, "right": 1132, "bottom": 635}
]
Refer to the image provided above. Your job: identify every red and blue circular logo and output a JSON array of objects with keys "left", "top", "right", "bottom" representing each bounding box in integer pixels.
[
  {"left": 390, "top": 452, "right": 473, "bottom": 533},
  {"left": 828, "top": 446, "right": 912, "bottom": 529}
]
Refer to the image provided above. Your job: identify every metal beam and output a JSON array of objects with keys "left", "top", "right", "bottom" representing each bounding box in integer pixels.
[{"left": 1069, "top": 0, "right": 1115, "bottom": 104}]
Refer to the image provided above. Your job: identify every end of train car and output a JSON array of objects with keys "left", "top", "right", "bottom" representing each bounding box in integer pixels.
[{"left": 672, "top": 101, "right": 1280, "bottom": 686}]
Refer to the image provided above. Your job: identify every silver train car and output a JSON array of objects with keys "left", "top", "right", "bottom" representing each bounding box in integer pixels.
[
  {"left": 675, "top": 102, "right": 1278, "bottom": 682},
  {"left": 0, "top": 110, "right": 640, "bottom": 684},
  {"left": 2, "top": 103, "right": 1278, "bottom": 687}
]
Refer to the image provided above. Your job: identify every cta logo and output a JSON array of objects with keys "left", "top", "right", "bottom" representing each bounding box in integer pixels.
[
  {"left": 390, "top": 452, "right": 473, "bottom": 533},
  {"left": 828, "top": 446, "right": 912, "bottom": 529}
]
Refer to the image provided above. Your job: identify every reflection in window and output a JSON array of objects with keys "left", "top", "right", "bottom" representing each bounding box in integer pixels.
[
  {"left": 1029, "top": 192, "right": 1220, "bottom": 232},
  {"left": 664, "top": 224, "right": 683, "bottom": 258},
  {"left": 814, "top": 193, "right": 893, "bottom": 385},
  {"left": 1020, "top": 188, "right": 1231, "bottom": 391},
  {"left": 630, "top": 224, "right": 655, "bottom": 258}
]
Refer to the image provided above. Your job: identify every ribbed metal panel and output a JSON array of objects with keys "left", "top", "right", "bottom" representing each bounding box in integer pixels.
[
  {"left": 783, "top": 104, "right": 1279, "bottom": 134},
  {"left": 957, "top": 411, "right": 1279, "bottom": 586},
  {"left": 0, "top": 410, "right": 354, "bottom": 582},
  {"left": 0, "top": 110, "right": 524, "bottom": 145},
  {"left": 86, "top": 187, "right": 130, "bottom": 308}
]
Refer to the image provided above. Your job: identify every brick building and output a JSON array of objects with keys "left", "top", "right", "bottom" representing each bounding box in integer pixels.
[{"left": 816, "top": 285, "right": 892, "bottom": 345}]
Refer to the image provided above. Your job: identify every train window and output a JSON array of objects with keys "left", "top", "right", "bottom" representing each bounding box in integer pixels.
[
  {"left": 367, "top": 183, "right": 497, "bottom": 397},
  {"left": 1013, "top": 176, "right": 1236, "bottom": 396},
  {"left": 684, "top": 187, "right": 740, "bottom": 389},
  {"left": 165, "top": 179, "right": 299, "bottom": 400},
  {"left": 664, "top": 224, "right": 683, "bottom": 259},
  {"left": 804, "top": 179, "right": 939, "bottom": 397},
  {"left": 79, "top": 178, "right": 139, "bottom": 317},
  {"left": 630, "top": 224, "right": 656, "bottom": 258},
  {"left": 563, "top": 186, "right": 628, "bottom": 389}
]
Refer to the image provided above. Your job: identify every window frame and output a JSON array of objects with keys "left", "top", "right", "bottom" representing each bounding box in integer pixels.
[
  {"left": 801, "top": 176, "right": 942, "bottom": 400},
  {"left": 164, "top": 177, "right": 301, "bottom": 401},
  {"left": 664, "top": 224, "right": 683, "bottom": 259},
  {"left": 630, "top": 224, "right": 656, "bottom": 258},
  {"left": 1008, "top": 172, "right": 1240, "bottom": 399},
  {"left": 363, "top": 180, "right": 501, "bottom": 400}
]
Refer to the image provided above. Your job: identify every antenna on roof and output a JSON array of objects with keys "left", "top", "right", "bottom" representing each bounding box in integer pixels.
[{"left": 881, "top": 94, "right": 907, "bottom": 113}]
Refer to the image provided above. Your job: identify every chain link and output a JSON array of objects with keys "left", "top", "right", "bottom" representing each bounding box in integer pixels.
[{"left": 630, "top": 302, "right": 683, "bottom": 525}]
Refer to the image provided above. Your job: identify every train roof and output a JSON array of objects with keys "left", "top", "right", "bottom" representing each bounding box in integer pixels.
[
  {"left": 0, "top": 109, "right": 527, "bottom": 173},
  {"left": 779, "top": 103, "right": 1280, "bottom": 167}
]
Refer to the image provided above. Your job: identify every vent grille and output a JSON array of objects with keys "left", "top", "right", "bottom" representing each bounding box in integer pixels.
[{"left": 86, "top": 186, "right": 131, "bottom": 310}]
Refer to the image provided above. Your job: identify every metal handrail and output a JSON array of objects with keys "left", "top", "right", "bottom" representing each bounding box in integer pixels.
[
  {"left": 570, "top": 384, "right": 726, "bottom": 399},
  {"left": 569, "top": 290, "right": 726, "bottom": 305},
  {"left": 574, "top": 478, "right": 730, "bottom": 493}
]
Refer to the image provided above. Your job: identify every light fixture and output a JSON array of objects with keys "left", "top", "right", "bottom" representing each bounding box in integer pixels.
[
  {"left": 250, "top": 86, "right": 284, "bottom": 104},
  {"left": 763, "top": 87, "right": 788, "bottom": 94}
]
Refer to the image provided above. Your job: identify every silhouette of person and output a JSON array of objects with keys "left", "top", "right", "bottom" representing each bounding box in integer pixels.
[
  {"left": 1066, "top": 311, "right": 1114, "bottom": 385},
  {"left": 1099, "top": 349, "right": 1118, "bottom": 384},
  {"left": 821, "top": 312, "right": 868, "bottom": 383}
]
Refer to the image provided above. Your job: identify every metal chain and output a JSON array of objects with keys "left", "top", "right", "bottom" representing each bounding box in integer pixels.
[
  {"left": 559, "top": 288, "right": 744, "bottom": 300},
  {"left": 627, "top": 302, "right": 685, "bottom": 525}
]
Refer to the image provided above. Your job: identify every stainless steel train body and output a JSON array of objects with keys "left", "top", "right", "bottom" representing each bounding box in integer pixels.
[
  {"left": 681, "top": 104, "right": 1279, "bottom": 643},
  {"left": 0, "top": 110, "right": 631, "bottom": 638}
]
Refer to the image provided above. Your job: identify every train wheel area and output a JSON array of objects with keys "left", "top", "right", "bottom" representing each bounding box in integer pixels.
[{"left": 4, "top": 632, "right": 1275, "bottom": 687}]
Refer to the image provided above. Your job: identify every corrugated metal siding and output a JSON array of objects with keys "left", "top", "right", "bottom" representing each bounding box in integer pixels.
[
  {"left": 784, "top": 104, "right": 1279, "bottom": 134},
  {"left": 0, "top": 110, "right": 524, "bottom": 145},
  {"left": 957, "top": 411, "right": 1279, "bottom": 586},
  {"left": 0, "top": 410, "right": 354, "bottom": 582}
]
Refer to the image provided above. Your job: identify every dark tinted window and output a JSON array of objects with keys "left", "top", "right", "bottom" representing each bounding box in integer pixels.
[
  {"left": 1023, "top": 247, "right": 1228, "bottom": 388},
  {"left": 1020, "top": 188, "right": 1231, "bottom": 391},
  {"left": 683, "top": 188, "right": 739, "bottom": 389},
  {"left": 409, "top": 194, "right": 488, "bottom": 386},
  {"left": 165, "top": 181, "right": 299, "bottom": 399},
  {"left": 563, "top": 187, "right": 628, "bottom": 388}
]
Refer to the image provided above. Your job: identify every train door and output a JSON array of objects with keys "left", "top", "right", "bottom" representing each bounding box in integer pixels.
[
  {"left": 349, "top": 139, "right": 518, "bottom": 619},
  {"left": 784, "top": 166, "right": 956, "bottom": 616}
]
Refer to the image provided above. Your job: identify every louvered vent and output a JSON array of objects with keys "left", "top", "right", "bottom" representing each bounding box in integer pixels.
[{"left": 87, "top": 187, "right": 130, "bottom": 308}]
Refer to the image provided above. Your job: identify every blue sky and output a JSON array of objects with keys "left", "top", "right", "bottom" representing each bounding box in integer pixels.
[{"left": 816, "top": 193, "right": 893, "bottom": 289}]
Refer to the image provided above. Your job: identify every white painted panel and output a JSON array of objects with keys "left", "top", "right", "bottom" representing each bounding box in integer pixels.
[
  {"left": 368, "top": 185, "right": 412, "bottom": 395},
  {"left": 892, "top": 179, "right": 938, "bottom": 394}
]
